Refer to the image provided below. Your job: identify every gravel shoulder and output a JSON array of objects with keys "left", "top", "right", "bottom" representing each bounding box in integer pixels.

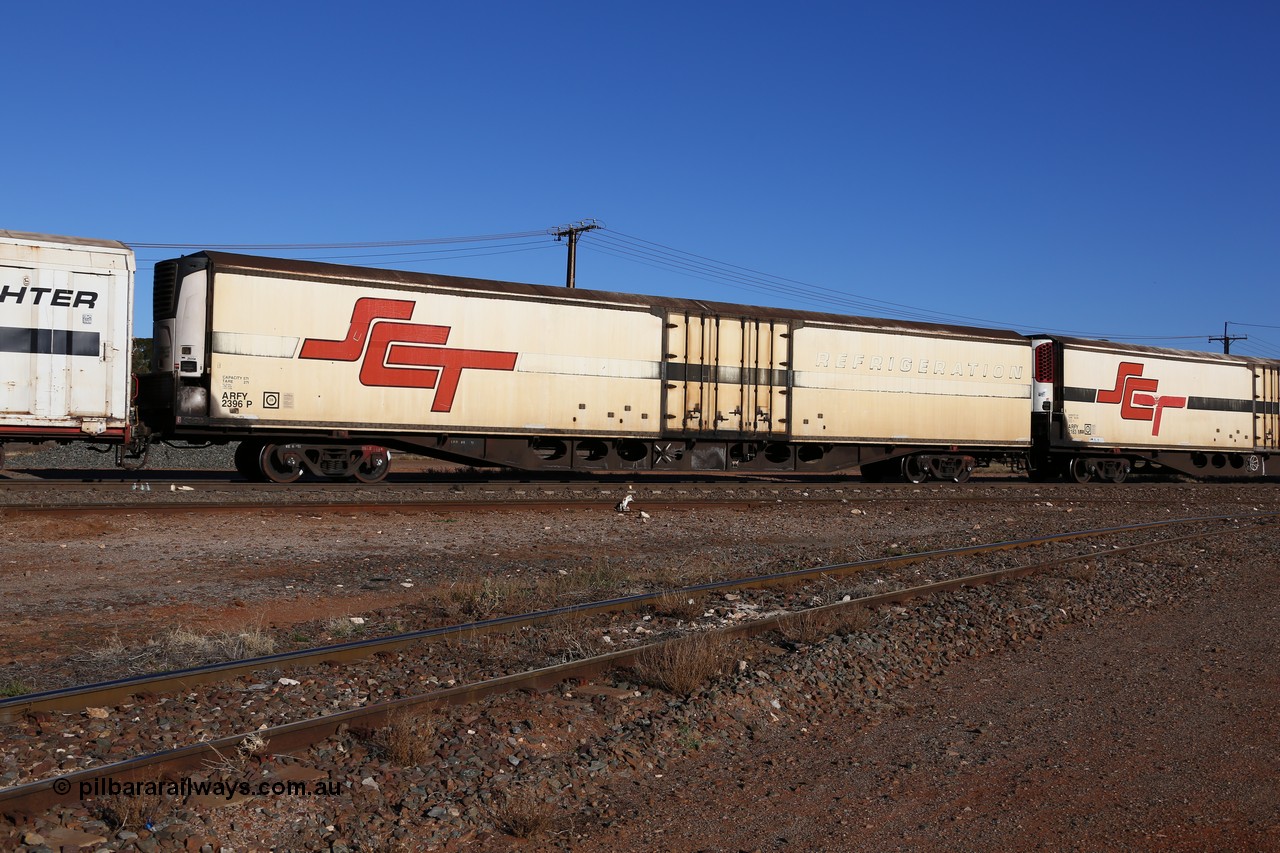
[{"left": 572, "top": 530, "right": 1280, "bottom": 852}]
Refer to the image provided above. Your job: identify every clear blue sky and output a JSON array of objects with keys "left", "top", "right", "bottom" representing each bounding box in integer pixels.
[{"left": 4, "top": 2, "right": 1277, "bottom": 357}]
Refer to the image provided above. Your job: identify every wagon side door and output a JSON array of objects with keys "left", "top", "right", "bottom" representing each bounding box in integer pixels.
[
  {"left": 1256, "top": 363, "right": 1280, "bottom": 450},
  {"left": 663, "top": 312, "right": 790, "bottom": 437}
]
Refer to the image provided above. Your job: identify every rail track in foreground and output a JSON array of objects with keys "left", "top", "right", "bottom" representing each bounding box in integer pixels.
[
  {"left": 1, "top": 510, "right": 1274, "bottom": 816},
  {"left": 4, "top": 479, "right": 1277, "bottom": 516}
]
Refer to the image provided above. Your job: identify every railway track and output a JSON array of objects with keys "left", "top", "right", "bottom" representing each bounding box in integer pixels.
[
  {"left": 4, "top": 479, "right": 1276, "bottom": 516},
  {"left": 2, "top": 510, "right": 1273, "bottom": 816}
]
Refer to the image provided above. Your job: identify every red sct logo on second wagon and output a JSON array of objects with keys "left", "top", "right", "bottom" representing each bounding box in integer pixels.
[{"left": 299, "top": 297, "right": 518, "bottom": 412}]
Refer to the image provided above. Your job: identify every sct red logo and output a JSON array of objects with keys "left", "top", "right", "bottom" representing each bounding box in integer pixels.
[
  {"left": 1097, "top": 361, "right": 1186, "bottom": 436},
  {"left": 300, "top": 297, "right": 517, "bottom": 412}
]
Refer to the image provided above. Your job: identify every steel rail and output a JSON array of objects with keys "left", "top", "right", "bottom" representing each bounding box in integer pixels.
[
  {"left": 3, "top": 479, "right": 1274, "bottom": 510},
  {"left": 2, "top": 472, "right": 836, "bottom": 502},
  {"left": 2, "top": 516, "right": 1271, "bottom": 816},
  {"left": 3, "top": 511, "right": 1273, "bottom": 724},
  {"left": 0, "top": 498, "right": 791, "bottom": 516}
]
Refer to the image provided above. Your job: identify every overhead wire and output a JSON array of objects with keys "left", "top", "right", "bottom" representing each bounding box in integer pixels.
[
  {"left": 1227, "top": 321, "right": 1280, "bottom": 331},
  {"left": 593, "top": 231, "right": 975, "bottom": 324},
  {"left": 589, "top": 229, "right": 1221, "bottom": 344},
  {"left": 1233, "top": 335, "right": 1280, "bottom": 359},
  {"left": 126, "top": 230, "right": 548, "bottom": 250},
  {"left": 133, "top": 237, "right": 557, "bottom": 272},
  {"left": 298, "top": 238, "right": 552, "bottom": 264},
  {"left": 592, "top": 230, "right": 1098, "bottom": 335},
  {"left": 328, "top": 243, "right": 557, "bottom": 269}
]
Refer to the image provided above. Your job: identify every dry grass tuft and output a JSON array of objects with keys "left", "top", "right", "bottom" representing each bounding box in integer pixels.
[
  {"left": 164, "top": 625, "right": 277, "bottom": 660},
  {"left": 446, "top": 576, "right": 535, "bottom": 620},
  {"left": 801, "top": 573, "right": 845, "bottom": 606},
  {"left": 534, "top": 611, "right": 604, "bottom": 663},
  {"left": 573, "top": 558, "right": 625, "bottom": 595},
  {"left": 441, "top": 628, "right": 516, "bottom": 667},
  {"left": 1057, "top": 561, "right": 1098, "bottom": 583},
  {"left": 494, "top": 785, "right": 552, "bottom": 838},
  {"left": 631, "top": 631, "right": 741, "bottom": 697},
  {"left": 677, "top": 555, "right": 728, "bottom": 583},
  {"left": 835, "top": 604, "right": 873, "bottom": 633},
  {"left": 204, "top": 731, "right": 269, "bottom": 776},
  {"left": 844, "top": 580, "right": 885, "bottom": 601},
  {"left": 646, "top": 556, "right": 727, "bottom": 589},
  {"left": 323, "top": 617, "right": 369, "bottom": 640},
  {"left": 777, "top": 605, "right": 873, "bottom": 645},
  {"left": 377, "top": 707, "right": 438, "bottom": 766},
  {"left": 88, "top": 624, "right": 276, "bottom": 674},
  {"left": 651, "top": 591, "right": 707, "bottom": 621},
  {"left": 94, "top": 791, "right": 172, "bottom": 832}
]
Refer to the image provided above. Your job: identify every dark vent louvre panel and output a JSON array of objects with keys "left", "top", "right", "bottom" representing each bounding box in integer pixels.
[
  {"left": 1034, "top": 342, "right": 1054, "bottom": 383},
  {"left": 152, "top": 261, "right": 178, "bottom": 320}
]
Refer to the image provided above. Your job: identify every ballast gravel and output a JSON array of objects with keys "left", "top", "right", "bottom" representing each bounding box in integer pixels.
[{"left": 0, "top": 479, "right": 1277, "bottom": 851}]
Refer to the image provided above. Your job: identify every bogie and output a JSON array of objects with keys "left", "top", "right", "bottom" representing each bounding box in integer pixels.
[{"left": 1065, "top": 456, "right": 1132, "bottom": 485}]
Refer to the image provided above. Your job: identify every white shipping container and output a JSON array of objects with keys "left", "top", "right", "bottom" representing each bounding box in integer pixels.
[{"left": 0, "top": 230, "right": 133, "bottom": 441}]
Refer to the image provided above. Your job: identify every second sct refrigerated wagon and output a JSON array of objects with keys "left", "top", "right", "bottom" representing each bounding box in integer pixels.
[{"left": 1029, "top": 336, "right": 1279, "bottom": 482}]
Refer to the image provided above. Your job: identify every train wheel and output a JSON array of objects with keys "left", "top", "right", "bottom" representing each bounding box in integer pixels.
[
  {"left": 951, "top": 466, "right": 972, "bottom": 484},
  {"left": 258, "top": 444, "right": 303, "bottom": 484},
  {"left": 353, "top": 449, "right": 391, "bottom": 484},
  {"left": 1109, "top": 462, "right": 1130, "bottom": 484},
  {"left": 1067, "top": 457, "right": 1094, "bottom": 484},
  {"left": 234, "top": 440, "right": 265, "bottom": 481},
  {"left": 901, "top": 455, "right": 930, "bottom": 484}
]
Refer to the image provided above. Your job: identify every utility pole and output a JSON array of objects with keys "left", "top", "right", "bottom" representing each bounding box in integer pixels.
[
  {"left": 1209, "top": 322, "right": 1246, "bottom": 354},
  {"left": 551, "top": 219, "right": 601, "bottom": 288}
]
